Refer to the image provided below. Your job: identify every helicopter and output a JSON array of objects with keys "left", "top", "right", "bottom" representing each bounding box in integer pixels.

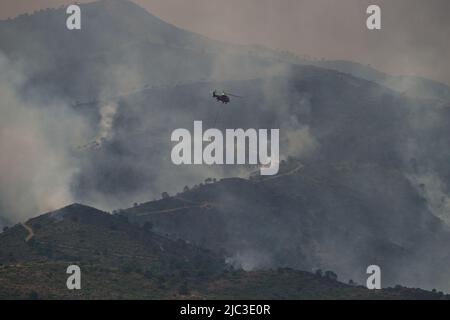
[
  {"left": 212, "top": 90, "right": 242, "bottom": 104},
  {"left": 207, "top": 90, "right": 244, "bottom": 135}
]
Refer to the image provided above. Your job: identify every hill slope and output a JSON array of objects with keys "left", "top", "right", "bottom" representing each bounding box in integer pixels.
[
  {"left": 123, "top": 158, "right": 450, "bottom": 291},
  {"left": 0, "top": 203, "right": 446, "bottom": 300}
]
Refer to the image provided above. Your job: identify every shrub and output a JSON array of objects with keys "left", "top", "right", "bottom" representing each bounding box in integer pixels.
[{"left": 324, "top": 271, "right": 338, "bottom": 281}]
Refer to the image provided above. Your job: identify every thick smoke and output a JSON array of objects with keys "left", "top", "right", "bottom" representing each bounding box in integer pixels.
[
  {"left": 0, "top": 1, "right": 323, "bottom": 214},
  {"left": 0, "top": 53, "right": 88, "bottom": 223}
]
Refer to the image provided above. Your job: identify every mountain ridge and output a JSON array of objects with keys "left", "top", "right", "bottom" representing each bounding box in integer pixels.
[
  {"left": 0, "top": 202, "right": 447, "bottom": 299},
  {"left": 2, "top": 0, "right": 450, "bottom": 102}
]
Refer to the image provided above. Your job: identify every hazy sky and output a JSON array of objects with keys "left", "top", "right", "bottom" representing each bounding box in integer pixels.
[{"left": 1, "top": 0, "right": 449, "bottom": 85}]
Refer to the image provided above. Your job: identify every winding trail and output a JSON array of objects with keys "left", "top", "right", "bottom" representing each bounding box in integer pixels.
[
  {"left": 21, "top": 223, "right": 34, "bottom": 242},
  {"left": 135, "top": 196, "right": 214, "bottom": 216},
  {"left": 135, "top": 204, "right": 210, "bottom": 216},
  {"left": 256, "top": 164, "right": 303, "bottom": 182}
]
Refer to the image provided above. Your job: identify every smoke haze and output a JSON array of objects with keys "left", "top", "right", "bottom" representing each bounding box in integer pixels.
[
  {"left": 1, "top": 0, "right": 450, "bottom": 86},
  {"left": 0, "top": 53, "right": 88, "bottom": 222}
]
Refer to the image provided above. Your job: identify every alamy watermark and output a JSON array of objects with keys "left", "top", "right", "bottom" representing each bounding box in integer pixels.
[
  {"left": 65, "top": 4, "right": 380, "bottom": 31},
  {"left": 366, "top": 265, "right": 381, "bottom": 290},
  {"left": 171, "top": 121, "right": 280, "bottom": 176},
  {"left": 66, "top": 5, "right": 81, "bottom": 30},
  {"left": 66, "top": 265, "right": 81, "bottom": 290}
]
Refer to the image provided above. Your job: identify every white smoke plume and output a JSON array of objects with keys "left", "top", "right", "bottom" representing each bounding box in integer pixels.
[
  {"left": 79, "top": 102, "right": 118, "bottom": 150},
  {"left": 408, "top": 173, "right": 450, "bottom": 225},
  {"left": 97, "top": 103, "right": 118, "bottom": 143}
]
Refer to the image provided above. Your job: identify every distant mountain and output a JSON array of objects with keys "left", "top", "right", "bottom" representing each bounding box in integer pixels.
[
  {"left": 0, "top": 0, "right": 212, "bottom": 64},
  {"left": 0, "top": 0, "right": 290, "bottom": 101},
  {"left": 3, "top": 0, "right": 449, "bottom": 103},
  {"left": 0, "top": 203, "right": 446, "bottom": 299},
  {"left": 310, "top": 60, "right": 450, "bottom": 101}
]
